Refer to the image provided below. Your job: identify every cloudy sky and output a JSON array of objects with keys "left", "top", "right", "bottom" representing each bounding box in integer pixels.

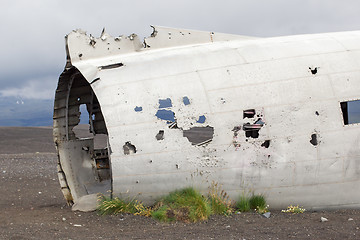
[{"left": 0, "top": 0, "right": 360, "bottom": 125}]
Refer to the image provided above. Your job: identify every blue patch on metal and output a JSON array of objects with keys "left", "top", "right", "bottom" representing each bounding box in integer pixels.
[
  {"left": 156, "top": 109, "right": 175, "bottom": 122},
  {"left": 197, "top": 115, "right": 206, "bottom": 123},
  {"left": 134, "top": 106, "right": 143, "bottom": 112},
  {"left": 183, "top": 96, "right": 190, "bottom": 106},
  {"left": 159, "top": 98, "right": 172, "bottom": 109}
]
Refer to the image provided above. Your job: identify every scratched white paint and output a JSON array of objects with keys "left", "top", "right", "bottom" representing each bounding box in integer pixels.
[{"left": 54, "top": 26, "right": 360, "bottom": 211}]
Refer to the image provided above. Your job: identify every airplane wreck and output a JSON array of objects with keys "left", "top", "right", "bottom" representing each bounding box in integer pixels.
[{"left": 53, "top": 26, "right": 360, "bottom": 211}]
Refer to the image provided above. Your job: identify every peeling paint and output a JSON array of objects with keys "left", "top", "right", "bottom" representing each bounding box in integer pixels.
[
  {"left": 197, "top": 115, "right": 206, "bottom": 123},
  {"left": 183, "top": 96, "right": 190, "bottom": 105},
  {"left": 134, "top": 106, "right": 143, "bottom": 112},
  {"left": 158, "top": 98, "right": 172, "bottom": 109},
  {"left": 155, "top": 109, "right": 176, "bottom": 123}
]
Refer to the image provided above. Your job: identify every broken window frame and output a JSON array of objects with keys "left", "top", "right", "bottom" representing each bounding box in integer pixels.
[{"left": 340, "top": 99, "right": 360, "bottom": 125}]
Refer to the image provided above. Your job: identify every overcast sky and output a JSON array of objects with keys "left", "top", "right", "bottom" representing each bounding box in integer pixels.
[{"left": 1, "top": 0, "right": 360, "bottom": 101}]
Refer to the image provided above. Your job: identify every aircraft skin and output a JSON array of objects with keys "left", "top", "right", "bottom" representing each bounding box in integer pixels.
[{"left": 53, "top": 26, "right": 360, "bottom": 211}]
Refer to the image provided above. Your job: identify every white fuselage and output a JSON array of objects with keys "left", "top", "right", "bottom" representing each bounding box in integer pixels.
[{"left": 54, "top": 27, "right": 360, "bottom": 210}]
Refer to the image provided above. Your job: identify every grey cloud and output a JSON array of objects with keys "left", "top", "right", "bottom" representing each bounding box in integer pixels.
[
  {"left": 0, "top": 0, "right": 359, "bottom": 101},
  {"left": 0, "top": 75, "right": 58, "bottom": 100}
]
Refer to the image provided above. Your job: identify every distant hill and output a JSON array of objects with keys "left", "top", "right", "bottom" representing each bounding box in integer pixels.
[{"left": 0, "top": 96, "right": 53, "bottom": 126}]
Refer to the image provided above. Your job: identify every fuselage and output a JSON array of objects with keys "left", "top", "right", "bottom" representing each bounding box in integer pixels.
[{"left": 54, "top": 27, "right": 360, "bottom": 210}]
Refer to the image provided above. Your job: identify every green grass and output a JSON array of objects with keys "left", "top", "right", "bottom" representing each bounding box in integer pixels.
[
  {"left": 236, "top": 195, "right": 251, "bottom": 212},
  {"left": 97, "top": 186, "right": 269, "bottom": 222},
  {"left": 236, "top": 194, "right": 268, "bottom": 213},
  {"left": 151, "top": 187, "right": 211, "bottom": 222},
  {"left": 249, "top": 194, "right": 266, "bottom": 210}
]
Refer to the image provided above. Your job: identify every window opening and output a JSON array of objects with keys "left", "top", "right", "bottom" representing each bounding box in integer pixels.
[
  {"left": 73, "top": 104, "right": 92, "bottom": 138},
  {"left": 341, "top": 100, "right": 360, "bottom": 125}
]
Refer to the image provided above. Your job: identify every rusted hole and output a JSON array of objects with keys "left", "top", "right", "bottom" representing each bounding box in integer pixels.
[
  {"left": 261, "top": 140, "right": 270, "bottom": 148},
  {"left": 309, "top": 67, "right": 318, "bottom": 75},
  {"left": 310, "top": 134, "right": 318, "bottom": 146},
  {"left": 183, "top": 126, "right": 214, "bottom": 145},
  {"left": 232, "top": 126, "right": 241, "bottom": 132},
  {"left": 243, "top": 109, "right": 256, "bottom": 118},
  {"left": 243, "top": 118, "right": 264, "bottom": 139},
  {"left": 156, "top": 130, "right": 164, "bottom": 140},
  {"left": 89, "top": 39, "right": 96, "bottom": 47},
  {"left": 232, "top": 126, "right": 241, "bottom": 136},
  {"left": 233, "top": 141, "right": 241, "bottom": 148},
  {"left": 123, "top": 142, "right": 136, "bottom": 155},
  {"left": 245, "top": 129, "right": 259, "bottom": 138}
]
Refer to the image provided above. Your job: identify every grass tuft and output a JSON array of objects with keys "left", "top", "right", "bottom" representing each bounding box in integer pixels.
[
  {"left": 151, "top": 187, "right": 211, "bottom": 222},
  {"left": 249, "top": 194, "right": 267, "bottom": 210},
  {"left": 208, "top": 182, "right": 233, "bottom": 215},
  {"left": 97, "top": 195, "right": 151, "bottom": 216},
  {"left": 236, "top": 194, "right": 251, "bottom": 212},
  {"left": 236, "top": 194, "right": 268, "bottom": 213},
  {"left": 97, "top": 186, "right": 269, "bottom": 222}
]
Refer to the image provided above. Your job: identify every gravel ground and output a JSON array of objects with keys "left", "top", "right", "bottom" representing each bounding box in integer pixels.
[{"left": 0, "top": 127, "right": 359, "bottom": 239}]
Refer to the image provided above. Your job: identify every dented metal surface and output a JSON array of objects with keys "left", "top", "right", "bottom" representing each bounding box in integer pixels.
[{"left": 54, "top": 26, "right": 360, "bottom": 211}]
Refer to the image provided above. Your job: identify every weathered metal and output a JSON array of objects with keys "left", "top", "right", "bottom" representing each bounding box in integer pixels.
[{"left": 54, "top": 26, "right": 360, "bottom": 211}]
